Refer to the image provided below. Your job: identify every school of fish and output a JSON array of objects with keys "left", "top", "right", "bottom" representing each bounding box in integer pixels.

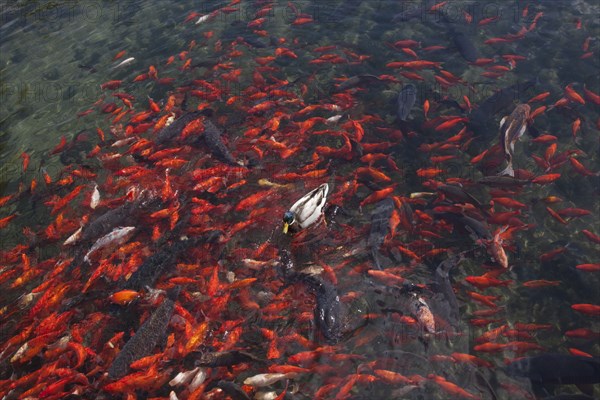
[{"left": 1, "top": 1, "right": 599, "bottom": 399}]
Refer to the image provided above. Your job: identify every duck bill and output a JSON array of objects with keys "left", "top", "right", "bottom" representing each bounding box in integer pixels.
[{"left": 282, "top": 223, "right": 289, "bottom": 234}]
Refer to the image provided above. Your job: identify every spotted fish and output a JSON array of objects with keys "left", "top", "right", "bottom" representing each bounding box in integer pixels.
[{"left": 498, "top": 104, "right": 530, "bottom": 176}]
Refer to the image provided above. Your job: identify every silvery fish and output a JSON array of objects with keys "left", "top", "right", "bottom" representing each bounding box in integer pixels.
[
  {"left": 498, "top": 103, "right": 530, "bottom": 177},
  {"left": 90, "top": 184, "right": 100, "bottom": 209},
  {"left": 111, "top": 57, "right": 135, "bottom": 70},
  {"left": 84, "top": 226, "right": 136, "bottom": 263}
]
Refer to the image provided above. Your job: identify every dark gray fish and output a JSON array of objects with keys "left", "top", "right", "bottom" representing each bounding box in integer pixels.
[
  {"left": 78, "top": 64, "right": 97, "bottom": 73},
  {"left": 469, "top": 79, "right": 537, "bottom": 130},
  {"left": 437, "top": 184, "right": 486, "bottom": 211},
  {"left": 123, "top": 231, "right": 223, "bottom": 291},
  {"left": 478, "top": 176, "right": 530, "bottom": 187},
  {"left": 452, "top": 30, "right": 478, "bottom": 62},
  {"left": 59, "top": 130, "right": 95, "bottom": 166},
  {"left": 325, "top": 0, "right": 364, "bottom": 22},
  {"left": 215, "top": 381, "right": 252, "bottom": 400},
  {"left": 505, "top": 354, "right": 600, "bottom": 385},
  {"left": 397, "top": 84, "right": 417, "bottom": 121},
  {"left": 83, "top": 193, "right": 162, "bottom": 243},
  {"left": 203, "top": 119, "right": 238, "bottom": 165},
  {"left": 80, "top": 201, "right": 139, "bottom": 243},
  {"left": 391, "top": 0, "right": 433, "bottom": 22},
  {"left": 368, "top": 198, "right": 395, "bottom": 270},
  {"left": 505, "top": 354, "right": 600, "bottom": 397},
  {"left": 191, "top": 59, "right": 220, "bottom": 69},
  {"left": 436, "top": 6, "right": 478, "bottom": 62},
  {"left": 194, "top": 350, "right": 261, "bottom": 367},
  {"left": 239, "top": 35, "right": 268, "bottom": 49},
  {"left": 333, "top": 74, "right": 383, "bottom": 93},
  {"left": 67, "top": 194, "right": 162, "bottom": 273},
  {"left": 285, "top": 271, "right": 344, "bottom": 344},
  {"left": 435, "top": 212, "right": 492, "bottom": 240},
  {"left": 430, "top": 255, "right": 462, "bottom": 326},
  {"left": 108, "top": 288, "right": 179, "bottom": 379},
  {"left": 278, "top": 248, "right": 295, "bottom": 278},
  {"left": 155, "top": 111, "right": 204, "bottom": 145}
]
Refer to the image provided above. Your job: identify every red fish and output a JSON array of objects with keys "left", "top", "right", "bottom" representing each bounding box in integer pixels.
[
  {"left": 531, "top": 173, "right": 561, "bottom": 184},
  {"left": 360, "top": 187, "right": 395, "bottom": 207},
  {"left": 571, "top": 303, "right": 600, "bottom": 316},
  {"left": 564, "top": 84, "right": 585, "bottom": 104},
  {"left": 576, "top": 263, "right": 600, "bottom": 272},
  {"left": 100, "top": 80, "right": 122, "bottom": 90}
]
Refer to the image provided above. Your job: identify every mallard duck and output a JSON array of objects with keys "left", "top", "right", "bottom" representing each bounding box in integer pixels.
[{"left": 282, "top": 183, "right": 329, "bottom": 234}]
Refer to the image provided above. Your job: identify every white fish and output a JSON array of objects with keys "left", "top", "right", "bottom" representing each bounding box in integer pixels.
[
  {"left": 112, "top": 137, "right": 136, "bottom": 147},
  {"left": 18, "top": 292, "right": 41, "bottom": 308},
  {"left": 169, "top": 367, "right": 200, "bottom": 387},
  {"left": 195, "top": 14, "right": 210, "bottom": 24},
  {"left": 254, "top": 392, "right": 278, "bottom": 400},
  {"left": 243, "top": 373, "right": 296, "bottom": 387},
  {"left": 325, "top": 114, "right": 343, "bottom": 125},
  {"left": 90, "top": 184, "right": 100, "bottom": 209},
  {"left": 164, "top": 113, "right": 176, "bottom": 128},
  {"left": 169, "top": 391, "right": 179, "bottom": 400},
  {"left": 242, "top": 259, "right": 273, "bottom": 269},
  {"left": 189, "top": 368, "right": 208, "bottom": 391},
  {"left": 111, "top": 57, "right": 135, "bottom": 69},
  {"left": 84, "top": 226, "right": 135, "bottom": 263},
  {"left": 63, "top": 226, "right": 83, "bottom": 246}
]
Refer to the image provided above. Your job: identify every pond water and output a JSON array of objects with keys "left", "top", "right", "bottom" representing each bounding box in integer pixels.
[{"left": 1, "top": 1, "right": 599, "bottom": 399}]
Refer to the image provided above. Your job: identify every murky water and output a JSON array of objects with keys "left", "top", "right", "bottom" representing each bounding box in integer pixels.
[{"left": 1, "top": 1, "right": 599, "bottom": 399}]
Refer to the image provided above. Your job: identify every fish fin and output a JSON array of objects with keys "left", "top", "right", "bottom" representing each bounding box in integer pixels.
[
  {"left": 576, "top": 384, "right": 594, "bottom": 396},
  {"left": 499, "top": 116, "right": 507, "bottom": 128},
  {"left": 498, "top": 164, "right": 514, "bottom": 177},
  {"left": 167, "top": 285, "right": 181, "bottom": 301},
  {"left": 517, "top": 124, "right": 527, "bottom": 140}
]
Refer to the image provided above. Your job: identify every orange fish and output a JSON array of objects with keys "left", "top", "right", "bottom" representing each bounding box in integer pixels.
[
  {"left": 528, "top": 91, "right": 550, "bottom": 103},
  {"left": 20, "top": 152, "right": 30, "bottom": 172},
  {"left": 572, "top": 118, "right": 581, "bottom": 137},
  {"left": 109, "top": 290, "right": 141, "bottom": 305},
  {"left": 565, "top": 84, "right": 585, "bottom": 104},
  {"left": 113, "top": 50, "right": 126, "bottom": 60},
  {"left": 360, "top": 186, "right": 395, "bottom": 207}
]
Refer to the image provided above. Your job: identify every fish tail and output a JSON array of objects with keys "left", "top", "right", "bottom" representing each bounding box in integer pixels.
[
  {"left": 498, "top": 163, "right": 514, "bottom": 177},
  {"left": 371, "top": 247, "right": 383, "bottom": 270}
]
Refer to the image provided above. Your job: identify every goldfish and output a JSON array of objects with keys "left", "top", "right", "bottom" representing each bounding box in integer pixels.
[{"left": 571, "top": 303, "right": 600, "bottom": 316}]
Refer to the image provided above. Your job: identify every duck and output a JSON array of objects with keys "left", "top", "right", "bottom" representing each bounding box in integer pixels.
[{"left": 282, "top": 183, "right": 329, "bottom": 234}]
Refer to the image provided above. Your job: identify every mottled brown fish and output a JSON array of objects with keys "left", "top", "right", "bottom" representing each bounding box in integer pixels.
[{"left": 498, "top": 104, "right": 530, "bottom": 176}]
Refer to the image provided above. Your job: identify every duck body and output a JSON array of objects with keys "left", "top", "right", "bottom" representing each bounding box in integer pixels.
[{"left": 283, "top": 183, "right": 329, "bottom": 234}]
